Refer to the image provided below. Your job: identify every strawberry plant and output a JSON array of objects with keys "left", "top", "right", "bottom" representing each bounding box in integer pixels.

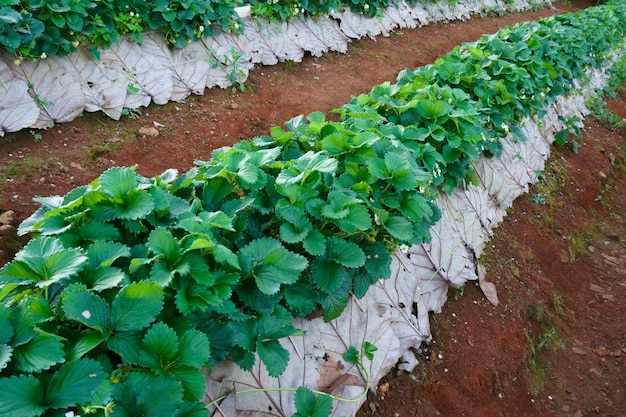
[{"left": 1, "top": 1, "right": 625, "bottom": 416}]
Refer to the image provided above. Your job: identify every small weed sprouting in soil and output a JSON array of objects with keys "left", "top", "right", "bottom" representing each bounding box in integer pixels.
[{"left": 524, "top": 295, "right": 566, "bottom": 395}]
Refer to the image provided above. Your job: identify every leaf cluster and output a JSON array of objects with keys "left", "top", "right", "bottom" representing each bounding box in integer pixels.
[
  {"left": 1, "top": 2, "right": 625, "bottom": 416},
  {"left": 1, "top": 0, "right": 242, "bottom": 60}
]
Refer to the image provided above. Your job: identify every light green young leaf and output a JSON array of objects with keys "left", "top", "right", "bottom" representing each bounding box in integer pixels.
[
  {"left": 0, "top": 375, "right": 45, "bottom": 417},
  {"left": 45, "top": 359, "right": 104, "bottom": 409}
]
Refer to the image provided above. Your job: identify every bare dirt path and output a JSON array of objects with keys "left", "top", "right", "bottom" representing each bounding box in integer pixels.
[{"left": 2, "top": 1, "right": 624, "bottom": 416}]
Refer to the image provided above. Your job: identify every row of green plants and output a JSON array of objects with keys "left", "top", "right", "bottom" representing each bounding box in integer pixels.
[
  {"left": 1, "top": 0, "right": 481, "bottom": 61},
  {"left": 1, "top": 1, "right": 625, "bottom": 416}
]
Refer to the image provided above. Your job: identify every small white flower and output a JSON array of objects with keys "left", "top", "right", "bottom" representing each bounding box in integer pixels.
[
  {"left": 130, "top": 11, "right": 134, "bottom": 16},
  {"left": 40, "top": 52, "right": 47, "bottom": 59},
  {"left": 199, "top": 25, "right": 205, "bottom": 32},
  {"left": 400, "top": 244, "right": 409, "bottom": 253},
  {"left": 501, "top": 123, "right": 510, "bottom": 133},
  {"left": 419, "top": 186, "right": 425, "bottom": 194},
  {"left": 364, "top": 4, "right": 369, "bottom": 10},
  {"left": 374, "top": 214, "right": 380, "bottom": 225}
]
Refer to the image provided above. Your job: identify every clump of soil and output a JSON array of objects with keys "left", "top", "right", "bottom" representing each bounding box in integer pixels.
[{"left": 1, "top": 1, "right": 624, "bottom": 416}]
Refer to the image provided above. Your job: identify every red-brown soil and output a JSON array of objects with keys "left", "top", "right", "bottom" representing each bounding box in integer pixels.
[{"left": 1, "top": 1, "right": 624, "bottom": 416}]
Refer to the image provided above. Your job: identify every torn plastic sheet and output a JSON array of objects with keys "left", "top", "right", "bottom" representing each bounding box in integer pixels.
[{"left": 203, "top": 68, "right": 608, "bottom": 416}]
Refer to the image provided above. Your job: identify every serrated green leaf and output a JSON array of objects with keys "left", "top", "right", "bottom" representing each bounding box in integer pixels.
[
  {"left": 311, "top": 256, "right": 348, "bottom": 294},
  {"left": 148, "top": 228, "right": 181, "bottom": 265},
  {"left": 178, "top": 330, "right": 211, "bottom": 368},
  {"left": 62, "top": 290, "right": 110, "bottom": 333},
  {"left": 350, "top": 267, "right": 375, "bottom": 299},
  {"left": 336, "top": 204, "right": 372, "bottom": 233},
  {"left": 169, "top": 366, "right": 206, "bottom": 401},
  {"left": 319, "top": 278, "right": 351, "bottom": 322},
  {"left": 282, "top": 278, "right": 318, "bottom": 316},
  {"left": 45, "top": 359, "right": 104, "bottom": 409},
  {"left": 110, "top": 281, "right": 163, "bottom": 332},
  {"left": 257, "top": 339, "right": 289, "bottom": 377},
  {"left": 87, "top": 241, "right": 130, "bottom": 269},
  {"left": 212, "top": 244, "right": 240, "bottom": 270},
  {"left": 0, "top": 344, "right": 13, "bottom": 371},
  {"left": 78, "top": 220, "right": 121, "bottom": 241},
  {"left": 13, "top": 331, "right": 65, "bottom": 373},
  {"left": 302, "top": 229, "right": 326, "bottom": 256},
  {"left": 66, "top": 332, "right": 104, "bottom": 361},
  {"left": 177, "top": 400, "right": 210, "bottom": 417},
  {"left": 0, "top": 305, "right": 13, "bottom": 344},
  {"left": 399, "top": 194, "right": 433, "bottom": 223},
  {"left": 383, "top": 215, "right": 414, "bottom": 241},
  {"left": 363, "top": 242, "right": 392, "bottom": 280},
  {"left": 239, "top": 238, "right": 308, "bottom": 295},
  {"left": 138, "top": 322, "right": 178, "bottom": 370},
  {"left": 1, "top": 237, "right": 87, "bottom": 288},
  {"left": 0, "top": 375, "right": 45, "bottom": 417},
  {"left": 84, "top": 267, "right": 127, "bottom": 292},
  {"left": 106, "top": 331, "right": 143, "bottom": 364},
  {"left": 293, "top": 386, "right": 332, "bottom": 417},
  {"left": 327, "top": 236, "right": 366, "bottom": 268},
  {"left": 99, "top": 167, "right": 140, "bottom": 200},
  {"left": 110, "top": 190, "right": 155, "bottom": 220},
  {"left": 113, "top": 373, "right": 184, "bottom": 417}
]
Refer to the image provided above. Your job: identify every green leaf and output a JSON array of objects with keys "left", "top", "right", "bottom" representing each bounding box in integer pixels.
[
  {"left": 99, "top": 167, "right": 140, "bottom": 199},
  {"left": 0, "top": 375, "right": 45, "bottom": 417},
  {"left": 383, "top": 215, "right": 414, "bottom": 241},
  {"left": 257, "top": 339, "right": 289, "bottom": 377},
  {"left": 327, "top": 236, "right": 366, "bottom": 268},
  {"left": 319, "top": 277, "right": 351, "bottom": 322},
  {"left": 78, "top": 220, "right": 121, "bottom": 241},
  {"left": 278, "top": 206, "right": 312, "bottom": 244},
  {"left": 12, "top": 331, "right": 65, "bottom": 373},
  {"left": 111, "top": 190, "right": 155, "bottom": 220},
  {"left": 45, "top": 359, "right": 104, "bottom": 409},
  {"left": 65, "top": 332, "right": 104, "bottom": 361},
  {"left": 302, "top": 229, "right": 326, "bottom": 256},
  {"left": 113, "top": 373, "right": 184, "bottom": 417},
  {"left": 138, "top": 322, "right": 178, "bottom": 371},
  {"left": 310, "top": 256, "right": 347, "bottom": 294},
  {"left": 148, "top": 227, "right": 182, "bottom": 265},
  {"left": 282, "top": 278, "right": 318, "bottom": 316},
  {"left": 1, "top": 237, "right": 87, "bottom": 288},
  {"left": 0, "top": 305, "right": 13, "bottom": 344},
  {"left": 293, "top": 386, "right": 332, "bottom": 417},
  {"left": 62, "top": 290, "right": 110, "bottom": 333},
  {"left": 363, "top": 242, "right": 392, "bottom": 280},
  {"left": 177, "top": 330, "right": 211, "bottom": 368},
  {"left": 111, "top": 281, "right": 164, "bottom": 332},
  {"left": 87, "top": 241, "right": 130, "bottom": 269},
  {"left": 239, "top": 238, "right": 308, "bottom": 295},
  {"left": 178, "top": 400, "right": 210, "bottom": 417}
]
